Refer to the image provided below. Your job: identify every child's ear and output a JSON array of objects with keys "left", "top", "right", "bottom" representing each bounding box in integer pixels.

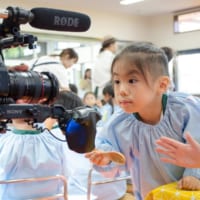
[{"left": 158, "top": 76, "right": 170, "bottom": 93}]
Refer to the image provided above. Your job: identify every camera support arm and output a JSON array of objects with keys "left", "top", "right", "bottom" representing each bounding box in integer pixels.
[
  {"left": 0, "top": 104, "right": 101, "bottom": 153},
  {"left": 0, "top": 104, "right": 52, "bottom": 122}
]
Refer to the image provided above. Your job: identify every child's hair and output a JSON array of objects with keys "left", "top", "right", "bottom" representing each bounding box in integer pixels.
[
  {"left": 102, "top": 83, "right": 115, "bottom": 114},
  {"left": 54, "top": 90, "right": 83, "bottom": 110},
  {"left": 111, "top": 42, "right": 169, "bottom": 84},
  {"left": 83, "top": 91, "right": 97, "bottom": 107},
  {"left": 161, "top": 46, "right": 174, "bottom": 62},
  {"left": 103, "top": 83, "right": 114, "bottom": 98},
  {"left": 83, "top": 91, "right": 95, "bottom": 100},
  {"left": 69, "top": 83, "right": 78, "bottom": 94}
]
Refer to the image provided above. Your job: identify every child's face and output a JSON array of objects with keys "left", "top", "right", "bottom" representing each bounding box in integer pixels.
[
  {"left": 112, "top": 59, "right": 160, "bottom": 114},
  {"left": 84, "top": 94, "right": 96, "bottom": 107},
  {"left": 103, "top": 93, "right": 111, "bottom": 103}
]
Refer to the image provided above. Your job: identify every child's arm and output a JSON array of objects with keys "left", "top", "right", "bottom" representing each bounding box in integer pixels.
[
  {"left": 85, "top": 150, "right": 125, "bottom": 166},
  {"left": 155, "top": 132, "right": 200, "bottom": 168}
]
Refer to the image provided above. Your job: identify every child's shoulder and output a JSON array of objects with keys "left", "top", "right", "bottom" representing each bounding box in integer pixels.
[
  {"left": 106, "top": 108, "right": 135, "bottom": 126},
  {"left": 168, "top": 92, "right": 200, "bottom": 105},
  {"left": 166, "top": 92, "right": 200, "bottom": 119}
]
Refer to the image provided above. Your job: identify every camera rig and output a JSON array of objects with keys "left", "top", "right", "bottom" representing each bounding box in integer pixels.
[{"left": 0, "top": 6, "right": 101, "bottom": 153}]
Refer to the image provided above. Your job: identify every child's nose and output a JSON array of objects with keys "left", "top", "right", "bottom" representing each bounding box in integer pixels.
[{"left": 119, "top": 84, "right": 128, "bottom": 96}]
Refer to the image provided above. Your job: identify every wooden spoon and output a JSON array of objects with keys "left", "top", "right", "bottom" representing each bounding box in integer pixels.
[{"left": 104, "top": 151, "right": 126, "bottom": 165}]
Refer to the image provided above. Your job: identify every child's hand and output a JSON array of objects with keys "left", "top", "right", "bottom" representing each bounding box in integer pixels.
[
  {"left": 85, "top": 150, "right": 125, "bottom": 166},
  {"left": 96, "top": 99, "right": 103, "bottom": 107},
  {"left": 156, "top": 132, "right": 200, "bottom": 168},
  {"left": 8, "top": 63, "right": 29, "bottom": 72},
  {"left": 178, "top": 176, "right": 200, "bottom": 190}
]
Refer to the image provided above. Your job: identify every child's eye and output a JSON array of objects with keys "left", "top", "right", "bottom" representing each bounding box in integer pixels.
[
  {"left": 113, "top": 80, "right": 120, "bottom": 84},
  {"left": 129, "top": 79, "right": 137, "bottom": 84}
]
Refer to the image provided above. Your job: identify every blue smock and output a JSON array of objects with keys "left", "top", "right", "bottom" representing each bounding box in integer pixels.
[
  {"left": 0, "top": 128, "right": 70, "bottom": 199},
  {"left": 95, "top": 92, "right": 200, "bottom": 200},
  {"left": 97, "top": 103, "right": 120, "bottom": 127}
]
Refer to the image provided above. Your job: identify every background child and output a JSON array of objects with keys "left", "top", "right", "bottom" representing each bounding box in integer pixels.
[
  {"left": 97, "top": 82, "right": 120, "bottom": 127},
  {"left": 85, "top": 42, "right": 200, "bottom": 200},
  {"left": 0, "top": 99, "right": 71, "bottom": 199},
  {"left": 82, "top": 91, "right": 102, "bottom": 111}
]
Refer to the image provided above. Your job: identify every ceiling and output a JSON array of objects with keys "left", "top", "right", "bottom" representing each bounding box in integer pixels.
[{"left": 1, "top": 0, "right": 200, "bottom": 16}]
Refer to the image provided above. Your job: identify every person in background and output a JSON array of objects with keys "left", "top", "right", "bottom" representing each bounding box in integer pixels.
[
  {"left": 85, "top": 42, "right": 200, "bottom": 200},
  {"left": 0, "top": 98, "right": 71, "bottom": 200},
  {"left": 82, "top": 91, "right": 102, "bottom": 111},
  {"left": 32, "top": 48, "right": 78, "bottom": 91},
  {"left": 97, "top": 82, "right": 120, "bottom": 127},
  {"left": 44, "top": 90, "right": 128, "bottom": 200},
  {"left": 79, "top": 68, "right": 92, "bottom": 94},
  {"left": 92, "top": 36, "right": 118, "bottom": 99}
]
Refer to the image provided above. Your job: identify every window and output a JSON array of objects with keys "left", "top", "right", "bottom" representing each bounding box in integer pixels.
[
  {"left": 176, "top": 49, "right": 200, "bottom": 95},
  {"left": 174, "top": 9, "right": 200, "bottom": 33}
]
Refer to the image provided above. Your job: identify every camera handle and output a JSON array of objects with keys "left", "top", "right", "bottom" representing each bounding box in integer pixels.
[
  {"left": 0, "top": 7, "right": 37, "bottom": 50},
  {"left": 0, "top": 34, "right": 37, "bottom": 49}
]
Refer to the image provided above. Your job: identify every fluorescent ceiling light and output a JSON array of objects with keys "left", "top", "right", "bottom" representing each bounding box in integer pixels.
[{"left": 120, "top": 0, "right": 144, "bottom": 5}]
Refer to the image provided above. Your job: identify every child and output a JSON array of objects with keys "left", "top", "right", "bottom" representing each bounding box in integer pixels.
[
  {"left": 102, "top": 82, "right": 115, "bottom": 115},
  {"left": 85, "top": 42, "right": 200, "bottom": 200},
  {"left": 0, "top": 99, "right": 71, "bottom": 199},
  {"left": 156, "top": 132, "right": 200, "bottom": 168},
  {"left": 82, "top": 91, "right": 102, "bottom": 111},
  {"left": 97, "top": 83, "right": 120, "bottom": 127}
]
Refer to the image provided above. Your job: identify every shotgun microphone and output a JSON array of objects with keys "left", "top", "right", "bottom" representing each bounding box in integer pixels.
[
  {"left": 30, "top": 7, "right": 91, "bottom": 32},
  {"left": 0, "top": 7, "right": 91, "bottom": 32}
]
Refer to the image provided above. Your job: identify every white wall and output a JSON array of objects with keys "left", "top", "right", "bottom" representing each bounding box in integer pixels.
[
  {"left": 146, "top": 14, "right": 200, "bottom": 51},
  {"left": 22, "top": 11, "right": 200, "bottom": 51},
  {"left": 2, "top": 1, "right": 200, "bottom": 50},
  {"left": 21, "top": 11, "right": 149, "bottom": 42}
]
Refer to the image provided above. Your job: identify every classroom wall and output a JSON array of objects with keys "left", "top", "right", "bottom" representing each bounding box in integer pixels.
[
  {"left": 21, "top": 11, "right": 149, "bottom": 42},
  {"left": 5, "top": 1, "right": 199, "bottom": 51},
  {"left": 146, "top": 14, "right": 200, "bottom": 51},
  {"left": 22, "top": 11, "right": 200, "bottom": 51}
]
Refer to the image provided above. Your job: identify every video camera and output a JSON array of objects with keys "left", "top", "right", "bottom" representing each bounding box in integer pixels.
[{"left": 0, "top": 6, "right": 101, "bottom": 153}]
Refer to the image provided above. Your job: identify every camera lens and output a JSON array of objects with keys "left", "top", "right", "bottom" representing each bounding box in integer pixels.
[{"left": 8, "top": 71, "right": 59, "bottom": 104}]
